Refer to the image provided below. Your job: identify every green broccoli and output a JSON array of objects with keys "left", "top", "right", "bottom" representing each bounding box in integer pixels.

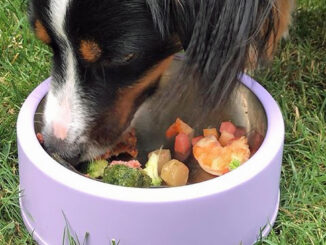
[
  {"left": 229, "top": 159, "right": 241, "bottom": 170},
  {"left": 85, "top": 160, "right": 108, "bottom": 178},
  {"left": 103, "top": 164, "right": 152, "bottom": 188},
  {"left": 143, "top": 153, "right": 162, "bottom": 186}
]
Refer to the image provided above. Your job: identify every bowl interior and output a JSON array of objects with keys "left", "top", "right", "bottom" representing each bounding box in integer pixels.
[{"left": 34, "top": 58, "right": 267, "bottom": 184}]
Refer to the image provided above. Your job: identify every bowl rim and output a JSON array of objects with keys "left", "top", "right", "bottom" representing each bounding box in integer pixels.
[{"left": 17, "top": 74, "right": 284, "bottom": 203}]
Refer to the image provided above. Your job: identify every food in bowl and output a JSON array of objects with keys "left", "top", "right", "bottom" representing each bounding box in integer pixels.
[{"left": 37, "top": 118, "right": 261, "bottom": 188}]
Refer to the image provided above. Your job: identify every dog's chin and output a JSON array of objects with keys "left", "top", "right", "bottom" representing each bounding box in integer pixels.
[
  {"left": 80, "top": 125, "right": 134, "bottom": 162},
  {"left": 79, "top": 144, "right": 110, "bottom": 162}
]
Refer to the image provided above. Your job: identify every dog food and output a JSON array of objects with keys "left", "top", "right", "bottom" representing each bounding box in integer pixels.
[{"left": 37, "top": 118, "right": 262, "bottom": 188}]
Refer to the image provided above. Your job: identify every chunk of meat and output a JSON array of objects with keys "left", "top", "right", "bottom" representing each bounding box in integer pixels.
[
  {"left": 219, "top": 121, "right": 237, "bottom": 135},
  {"left": 110, "top": 160, "right": 141, "bottom": 169},
  {"left": 174, "top": 133, "right": 191, "bottom": 161},
  {"left": 248, "top": 131, "right": 264, "bottom": 156},
  {"left": 219, "top": 131, "right": 235, "bottom": 146},
  {"left": 192, "top": 136, "right": 204, "bottom": 146},
  {"left": 98, "top": 128, "right": 138, "bottom": 160}
]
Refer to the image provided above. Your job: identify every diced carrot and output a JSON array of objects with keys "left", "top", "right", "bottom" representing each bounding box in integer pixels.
[
  {"left": 174, "top": 133, "right": 191, "bottom": 161},
  {"left": 166, "top": 123, "right": 178, "bottom": 139},
  {"left": 219, "top": 121, "right": 237, "bottom": 135},
  {"left": 175, "top": 118, "right": 194, "bottom": 139},
  {"left": 203, "top": 128, "right": 219, "bottom": 138},
  {"left": 166, "top": 118, "right": 194, "bottom": 139},
  {"left": 192, "top": 136, "right": 204, "bottom": 146}
]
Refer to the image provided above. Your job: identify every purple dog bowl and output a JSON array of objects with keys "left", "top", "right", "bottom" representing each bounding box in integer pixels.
[{"left": 17, "top": 59, "right": 284, "bottom": 245}]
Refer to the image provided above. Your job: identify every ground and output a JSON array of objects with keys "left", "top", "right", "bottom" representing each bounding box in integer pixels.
[{"left": 0, "top": 0, "right": 325, "bottom": 244}]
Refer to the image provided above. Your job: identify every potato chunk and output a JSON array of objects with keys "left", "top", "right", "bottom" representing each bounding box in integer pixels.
[
  {"left": 148, "top": 149, "right": 171, "bottom": 174},
  {"left": 160, "top": 160, "right": 189, "bottom": 187}
]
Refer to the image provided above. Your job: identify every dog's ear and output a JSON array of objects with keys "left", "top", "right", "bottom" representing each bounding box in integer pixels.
[
  {"left": 147, "top": 0, "right": 290, "bottom": 108},
  {"left": 146, "top": 0, "right": 196, "bottom": 49}
]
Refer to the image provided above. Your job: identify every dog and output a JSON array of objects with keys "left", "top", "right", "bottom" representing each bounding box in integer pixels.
[{"left": 28, "top": 0, "right": 294, "bottom": 165}]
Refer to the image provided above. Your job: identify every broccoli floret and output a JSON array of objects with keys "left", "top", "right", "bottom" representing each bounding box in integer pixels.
[
  {"left": 143, "top": 153, "right": 162, "bottom": 186},
  {"left": 229, "top": 159, "right": 241, "bottom": 170},
  {"left": 103, "top": 164, "right": 152, "bottom": 188},
  {"left": 85, "top": 160, "right": 108, "bottom": 178}
]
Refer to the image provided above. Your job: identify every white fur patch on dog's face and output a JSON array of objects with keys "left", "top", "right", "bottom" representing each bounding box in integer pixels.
[{"left": 43, "top": 0, "right": 87, "bottom": 145}]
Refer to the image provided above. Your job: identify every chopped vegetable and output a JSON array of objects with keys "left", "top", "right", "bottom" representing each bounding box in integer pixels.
[
  {"left": 191, "top": 136, "right": 204, "bottom": 146},
  {"left": 143, "top": 153, "right": 162, "bottom": 186},
  {"left": 148, "top": 149, "right": 171, "bottom": 174},
  {"left": 160, "top": 159, "right": 189, "bottom": 187},
  {"left": 229, "top": 159, "right": 241, "bottom": 170},
  {"left": 174, "top": 133, "right": 191, "bottom": 161},
  {"left": 103, "top": 164, "right": 151, "bottom": 187},
  {"left": 219, "top": 121, "right": 237, "bottom": 135},
  {"left": 165, "top": 118, "right": 194, "bottom": 139},
  {"left": 203, "top": 128, "right": 219, "bottom": 138},
  {"left": 86, "top": 159, "right": 108, "bottom": 178},
  {"left": 165, "top": 123, "right": 178, "bottom": 139}
]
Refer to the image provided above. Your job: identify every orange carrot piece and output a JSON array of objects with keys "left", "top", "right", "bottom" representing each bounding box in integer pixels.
[
  {"left": 166, "top": 118, "right": 194, "bottom": 139},
  {"left": 166, "top": 123, "right": 178, "bottom": 139},
  {"left": 203, "top": 128, "right": 219, "bottom": 138}
]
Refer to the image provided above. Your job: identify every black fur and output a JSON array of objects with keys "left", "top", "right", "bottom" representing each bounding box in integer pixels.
[
  {"left": 147, "top": 0, "right": 278, "bottom": 108},
  {"left": 29, "top": 0, "right": 283, "bottom": 163}
]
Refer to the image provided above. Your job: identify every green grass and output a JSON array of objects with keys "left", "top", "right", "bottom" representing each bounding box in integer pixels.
[{"left": 0, "top": 0, "right": 325, "bottom": 244}]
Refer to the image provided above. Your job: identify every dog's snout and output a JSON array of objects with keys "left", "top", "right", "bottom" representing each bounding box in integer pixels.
[
  {"left": 43, "top": 133, "right": 83, "bottom": 166},
  {"left": 60, "top": 153, "right": 81, "bottom": 166}
]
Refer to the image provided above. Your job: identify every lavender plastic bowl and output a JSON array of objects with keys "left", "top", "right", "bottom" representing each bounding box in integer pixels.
[{"left": 18, "top": 69, "right": 284, "bottom": 244}]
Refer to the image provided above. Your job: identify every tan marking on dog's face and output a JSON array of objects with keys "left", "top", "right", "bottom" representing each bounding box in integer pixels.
[
  {"left": 116, "top": 56, "right": 174, "bottom": 125},
  {"left": 247, "top": 0, "right": 295, "bottom": 69},
  {"left": 79, "top": 40, "right": 102, "bottom": 62},
  {"left": 35, "top": 20, "right": 51, "bottom": 44},
  {"left": 267, "top": 0, "right": 295, "bottom": 56}
]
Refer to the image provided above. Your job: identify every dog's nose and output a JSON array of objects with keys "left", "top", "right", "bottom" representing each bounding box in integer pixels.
[{"left": 52, "top": 121, "right": 68, "bottom": 140}]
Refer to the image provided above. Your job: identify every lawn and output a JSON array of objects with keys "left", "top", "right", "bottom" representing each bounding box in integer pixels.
[{"left": 0, "top": 0, "right": 325, "bottom": 244}]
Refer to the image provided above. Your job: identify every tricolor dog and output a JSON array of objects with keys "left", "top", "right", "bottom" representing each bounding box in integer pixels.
[{"left": 28, "top": 0, "right": 294, "bottom": 164}]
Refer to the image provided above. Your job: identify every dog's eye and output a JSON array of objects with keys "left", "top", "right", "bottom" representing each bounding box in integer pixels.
[{"left": 101, "top": 53, "right": 136, "bottom": 67}]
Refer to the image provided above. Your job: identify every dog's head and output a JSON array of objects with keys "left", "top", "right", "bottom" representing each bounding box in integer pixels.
[{"left": 29, "top": 0, "right": 293, "bottom": 164}]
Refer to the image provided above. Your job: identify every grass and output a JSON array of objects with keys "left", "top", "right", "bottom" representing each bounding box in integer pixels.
[{"left": 0, "top": 0, "right": 325, "bottom": 244}]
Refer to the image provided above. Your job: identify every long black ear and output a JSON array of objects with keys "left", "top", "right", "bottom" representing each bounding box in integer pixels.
[{"left": 147, "top": 0, "right": 279, "bottom": 108}]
